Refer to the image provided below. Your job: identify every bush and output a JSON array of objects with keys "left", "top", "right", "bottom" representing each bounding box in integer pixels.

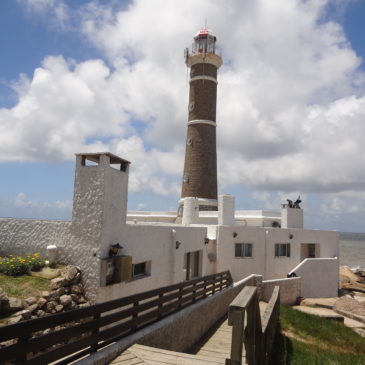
[{"left": 0, "top": 253, "right": 46, "bottom": 276}]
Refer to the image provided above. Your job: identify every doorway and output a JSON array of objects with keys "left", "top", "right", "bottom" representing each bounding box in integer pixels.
[
  {"left": 184, "top": 251, "right": 201, "bottom": 280},
  {"left": 300, "top": 243, "right": 319, "bottom": 261}
]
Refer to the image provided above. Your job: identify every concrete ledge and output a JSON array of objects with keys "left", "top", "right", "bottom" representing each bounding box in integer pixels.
[
  {"left": 75, "top": 274, "right": 258, "bottom": 365},
  {"left": 335, "top": 308, "right": 365, "bottom": 325},
  {"left": 262, "top": 277, "right": 301, "bottom": 305}
]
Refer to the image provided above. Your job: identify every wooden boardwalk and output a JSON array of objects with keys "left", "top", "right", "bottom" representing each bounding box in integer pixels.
[
  {"left": 111, "top": 316, "right": 244, "bottom": 365},
  {"left": 111, "top": 302, "right": 268, "bottom": 365}
]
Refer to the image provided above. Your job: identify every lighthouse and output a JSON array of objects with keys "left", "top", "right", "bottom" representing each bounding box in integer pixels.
[{"left": 180, "top": 29, "right": 222, "bottom": 212}]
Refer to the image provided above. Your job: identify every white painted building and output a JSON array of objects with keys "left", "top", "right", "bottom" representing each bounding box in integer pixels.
[{"left": 0, "top": 152, "right": 339, "bottom": 303}]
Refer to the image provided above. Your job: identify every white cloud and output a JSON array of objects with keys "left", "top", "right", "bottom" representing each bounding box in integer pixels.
[
  {"left": 321, "top": 191, "right": 365, "bottom": 214},
  {"left": 13, "top": 192, "right": 35, "bottom": 207},
  {"left": 18, "top": 0, "right": 70, "bottom": 29},
  {"left": 3, "top": 0, "right": 365, "bottom": 207}
]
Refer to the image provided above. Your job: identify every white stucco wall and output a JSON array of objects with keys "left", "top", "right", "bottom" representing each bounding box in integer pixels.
[
  {"left": 262, "top": 277, "right": 301, "bottom": 305},
  {"left": 216, "top": 226, "right": 339, "bottom": 282},
  {"left": 97, "top": 223, "right": 208, "bottom": 302},
  {"left": 289, "top": 258, "right": 339, "bottom": 298}
]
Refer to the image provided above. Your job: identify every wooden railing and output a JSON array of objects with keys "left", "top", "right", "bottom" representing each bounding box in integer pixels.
[
  {"left": 0, "top": 271, "right": 232, "bottom": 365},
  {"left": 226, "top": 285, "right": 280, "bottom": 365}
]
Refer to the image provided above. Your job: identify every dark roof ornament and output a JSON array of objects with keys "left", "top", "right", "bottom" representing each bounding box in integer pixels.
[{"left": 282, "top": 196, "right": 302, "bottom": 209}]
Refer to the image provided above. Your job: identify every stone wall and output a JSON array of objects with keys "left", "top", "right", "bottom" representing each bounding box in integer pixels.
[{"left": 0, "top": 218, "right": 100, "bottom": 303}]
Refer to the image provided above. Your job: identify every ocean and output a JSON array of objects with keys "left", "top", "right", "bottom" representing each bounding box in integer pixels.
[{"left": 340, "top": 232, "right": 365, "bottom": 270}]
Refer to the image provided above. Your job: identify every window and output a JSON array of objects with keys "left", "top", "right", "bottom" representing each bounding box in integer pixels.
[
  {"left": 235, "top": 243, "right": 253, "bottom": 258},
  {"left": 275, "top": 243, "right": 291, "bottom": 257},
  {"left": 131, "top": 261, "right": 150, "bottom": 278}
]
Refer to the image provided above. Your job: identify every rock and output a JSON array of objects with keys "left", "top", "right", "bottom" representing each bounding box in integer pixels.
[
  {"left": 42, "top": 328, "right": 51, "bottom": 335},
  {"left": 56, "top": 287, "right": 65, "bottom": 296},
  {"left": 59, "top": 295, "right": 72, "bottom": 307},
  {"left": 7, "top": 315, "right": 22, "bottom": 325},
  {"left": 31, "top": 315, "right": 37, "bottom": 320},
  {"left": 70, "top": 294, "right": 78, "bottom": 302},
  {"left": 25, "top": 297, "right": 37, "bottom": 306},
  {"left": 38, "top": 298, "right": 47, "bottom": 308},
  {"left": 61, "top": 266, "right": 78, "bottom": 282},
  {"left": 45, "top": 301, "right": 57, "bottom": 313},
  {"left": 76, "top": 296, "right": 87, "bottom": 304},
  {"left": 335, "top": 296, "right": 365, "bottom": 317},
  {"left": 0, "top": 288, "right": 9, "bottom": 313},
  {"left": 7, "top": 297, "right": 23, "bottom": 312},
  {"left": 36, "top": 310, "right": 46, "bottom": 317},
  {"left": 71, "top": 284, "right": 83, "bottom": 295},
  {"left": 27, "top": 304, "right": 38, "bottom": 313},
  {"left": 78, "top": 303, "right": 90, "bottom": 309},
  {"left": 42, "top": 291, "right": 50, "bottom": 299},
  {"left": 50, "top": 277, "right": 68, "bottom": 290},
  {"left": 55, "top": 304, "right": 64, "bottom": 312},
  {"left": 70, "top": 272, "right": 81, "bottom": 285},
  {"left": 15, "top": 309, "right": 31, "bottom": 320},
  {"left": 340, "top": 266, "right": 362, "bottom": 286},
  {"left": 47, "top": 291, "right": 60, "bottom": 302}
]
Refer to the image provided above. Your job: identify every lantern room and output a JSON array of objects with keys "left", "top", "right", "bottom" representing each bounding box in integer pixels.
[{"left": 192, "top": 28, "right": 217, "bottom": 55}]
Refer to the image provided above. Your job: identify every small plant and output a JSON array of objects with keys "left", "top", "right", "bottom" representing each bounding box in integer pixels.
[{"left": 0, "top": 253, "right": 46, "bottom": 276}]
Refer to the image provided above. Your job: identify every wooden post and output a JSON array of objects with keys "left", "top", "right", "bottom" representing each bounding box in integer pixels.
[
  {"left": 90, "top": 313, "right": 100, "bottom": 353},
  {"left": 226, "top": 308, "right": 245, "bottom": 365}
]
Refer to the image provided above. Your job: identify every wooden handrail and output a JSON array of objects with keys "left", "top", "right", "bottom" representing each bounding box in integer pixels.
[
  {"left": 0, "top": 271, "right": 233, "bottom": 364},
  {"left": 226, "top": 285, "right": 280, "bottom": 365}
]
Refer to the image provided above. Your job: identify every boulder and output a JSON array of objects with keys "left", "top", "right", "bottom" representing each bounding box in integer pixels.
[
  {"left": 70, "top": 272, "right": 81, "bottom": 285},
  {"left": 0, "top": 288, "right": 9, "bottom": 313},
  {"left": 71, "top": 284, "right": 83, "bottom": 295},
  {"left": 27, "top": 304, "right": 38, "bottom": 314},
  {"left": 24, "top": 297, "right": 37, "bottom": 307},
  {"left": 50, "top": 277, "right": 68, "bottom": 290},
  {"left": 7, "top": 297, "right": 23, "bottom": 313},
  {"left": 61, "top": 266, "right": 78, "bottom": 282},
  {"left": 36, "top": 310, "right": 46, "bottom": 317},
  {"left": 76, "top": 296, "right": 87, "bottom": 304},
  {"left": 55, "top": 304, "right": 64, "bottom": 312},
  {"left": 15, "top": 309, "right": 31, "bottom": 320},
  {"left": 37, "top": 298, "right": 47, "bottom": 308},
  {"left": 45, "top": 301, "right": 57, "bottom": 313},
  {"left": 78, "top": 303, "right": 90, "bottom": 309},
  {"left": 56, "top": 287, "right": 65, "bottom": 297},
  {"left": 47, "top": 291, "right": 60, "bottom": 302},
  {"left": 335, "top": 296, "right": 365, "bottom": 317},
  {"left": 7, "top": 315, "right": 22, "bottom": 325},
  {"left": 42, "top": 291, "right": 50, "bottom": 299},
  {"left": 59, "top": 295, "right": 72, "bottom": 307}
]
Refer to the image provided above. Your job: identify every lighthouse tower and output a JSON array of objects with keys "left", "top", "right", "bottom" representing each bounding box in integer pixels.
[{"left": 180, "top": 29, "right": 222, "bottom": 212}]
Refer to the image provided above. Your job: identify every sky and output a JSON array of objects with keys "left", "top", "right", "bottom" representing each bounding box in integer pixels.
[{"left": 0, "top": 0, "right": 365, "bottom": 232}]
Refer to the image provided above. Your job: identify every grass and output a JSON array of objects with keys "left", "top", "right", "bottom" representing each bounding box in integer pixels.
[
  {"left": 0, "top": 273, "right": 49, "bottom": 301},
  {"left": 269, "top": 305, "right": 365, "bottom": 365}
]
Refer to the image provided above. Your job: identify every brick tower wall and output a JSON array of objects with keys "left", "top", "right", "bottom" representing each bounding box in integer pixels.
[{"left": 181, "top": 62, "right": 219, "bottom": 208}]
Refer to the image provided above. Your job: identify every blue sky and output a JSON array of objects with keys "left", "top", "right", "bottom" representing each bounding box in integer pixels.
[{"left": 1, "top": 0, "right": 365, "bottom": 232}]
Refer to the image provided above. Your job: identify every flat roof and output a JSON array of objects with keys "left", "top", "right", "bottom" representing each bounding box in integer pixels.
[{"left": 75, "top": 152, "right": 130, "bottom": 165}]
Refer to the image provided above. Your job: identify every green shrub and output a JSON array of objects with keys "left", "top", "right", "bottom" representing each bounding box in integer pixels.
[{"left": 0, "top": 253, "right": 46, "bottom": 276}]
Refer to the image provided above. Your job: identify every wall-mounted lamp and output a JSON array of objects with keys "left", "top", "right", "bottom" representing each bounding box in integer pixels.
[
  {"left": 176, "top": 241, "right": 181, "bottom": 249},
  {"left": 109, "top": 243, "right": 123, "bottom": 257},
  {"left": 233, "top": 232, "right": 238, "bottom": 238},
  {"left": 204, "top": 238, "right": 209, "bottom": 245},
  {"left": 289, "top": 234, "right": 293, "bottom": 239}
]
